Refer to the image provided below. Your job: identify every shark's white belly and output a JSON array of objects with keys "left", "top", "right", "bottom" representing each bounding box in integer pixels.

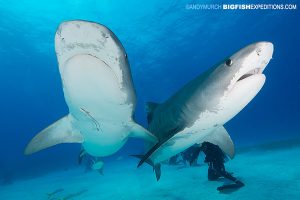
[
  {"left": 150, "top": 128, "right": 213, "bottom": 164},
  {"left": 150, "top": 88, "right": 261, "bottom": 164},
  {"left": 75, "top": 117, "right": 131, "bottom": 156},
  {"left": 24, "top": 20, "right": 157, "bottom": 158},
  {"left": 62, "top": 54, "right": 130, "bottom": 117},
  {"left": 62, "top": 54, "right": 133, "bottom": 156},
  {"left": 150, "top": 109, "right": 223, "bottom": 164}
]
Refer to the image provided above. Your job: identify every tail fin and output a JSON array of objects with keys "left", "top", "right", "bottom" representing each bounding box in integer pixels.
[{"left": 131, "top": 155, "right": 161, "bottom": 181}]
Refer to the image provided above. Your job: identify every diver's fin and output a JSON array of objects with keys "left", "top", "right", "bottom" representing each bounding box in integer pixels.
[
  {"left": 199, "top": 126, "right": 235, "bottom": 159},
  {"left": 132, "top": 155, "right": 161, "bottom": 181},
  {"left": 24, "top": 115, "right": 83, "bottom": 155},
  {"left": 217, "top": 180, "right": 245, "bottom": 192},
  {"left": 145, "top": 102, "right": 160, "bottom": 123},
  {"left": 129, "top": 122, "right": 158, "bottom": 143}
]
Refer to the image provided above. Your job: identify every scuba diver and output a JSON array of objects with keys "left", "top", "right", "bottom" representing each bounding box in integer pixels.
[
  {"left": 180, "top": 145, "right": 202, "bottom": 166},
  {"left": 187, "top": 142, "right": 245, "bottom": 191},
  {"left": 169, "top": 145, "right": 203, "bottom": 166}
]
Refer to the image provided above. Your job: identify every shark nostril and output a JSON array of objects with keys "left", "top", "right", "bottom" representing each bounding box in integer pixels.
[{"left": 256, "top": 48, "right": 262, "bottom": 56}]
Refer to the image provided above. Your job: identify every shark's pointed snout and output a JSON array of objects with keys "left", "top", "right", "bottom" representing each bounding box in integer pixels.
[{"left": 255, "top": 41, "right": 274, "bottom": 59}]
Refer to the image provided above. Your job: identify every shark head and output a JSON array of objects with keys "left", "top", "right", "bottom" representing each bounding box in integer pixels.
[
  {"left": 188, "top": 42, "right": 273, "bottom": 126},
  {"left": 223, "top": 41, "right": 273, "bottom": 92},
  {"left": 55, "top": 20, "right": 136, "bottom": 108}
]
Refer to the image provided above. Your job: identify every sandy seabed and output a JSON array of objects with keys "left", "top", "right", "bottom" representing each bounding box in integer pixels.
[{"left": 1, "top": 142, "right": 300, "bottom": 200}]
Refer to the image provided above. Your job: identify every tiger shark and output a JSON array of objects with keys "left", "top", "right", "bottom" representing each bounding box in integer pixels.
[
  {"left": 24, "top": 20, "right": 157, "bottom": 170},
  {"left": 137, "top": 42, "right": 274, "bottom": 180}
]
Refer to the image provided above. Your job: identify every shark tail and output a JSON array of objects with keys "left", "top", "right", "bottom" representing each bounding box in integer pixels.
[
  {"left": 131, "top": 155, "right": 161, "bottom": 181},
  {"left": 24, "top": 115, "right": 84, "bottom": 155}
]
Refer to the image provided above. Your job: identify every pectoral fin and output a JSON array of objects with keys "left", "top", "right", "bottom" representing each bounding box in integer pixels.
[
  {"left": 24, "top": 115, "right": 83, "bottom": 155},
  {"left": 199, "top": 126, "right": 235, "bottom": 159},
  {"left": 137, "top": 126, "right": 184, "bottom": 168},
  {"left": 129, "top": 122, "right": 158, "bottom": 143}
]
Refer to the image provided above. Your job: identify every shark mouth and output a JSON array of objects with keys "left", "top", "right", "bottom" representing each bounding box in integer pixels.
[{"left": 237, "top": 68, "right": 262, "bottom": 82}]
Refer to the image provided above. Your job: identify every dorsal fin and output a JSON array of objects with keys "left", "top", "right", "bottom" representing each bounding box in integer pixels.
[{"left": 145, "top": 102, "right": 160, "bottom": 124}]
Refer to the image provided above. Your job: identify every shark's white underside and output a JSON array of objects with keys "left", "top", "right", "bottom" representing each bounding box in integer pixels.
[
  {"left": 150, "top": 73, "right": 265, "bottom": 164},
  {"left": 24, "top": 20, "right": 156, "bottom": 157}
]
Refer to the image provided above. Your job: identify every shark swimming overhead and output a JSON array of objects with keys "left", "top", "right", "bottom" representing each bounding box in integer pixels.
[
  {"left": 24, "top": 20, "right": 157, "bottom": 168},
  {"left": 137, "top": 42, "right": 274, "bottom": 180}
]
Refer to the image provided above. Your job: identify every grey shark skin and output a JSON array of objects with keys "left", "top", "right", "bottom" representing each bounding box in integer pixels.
[
  {"left": 139, "top": 42, "right": 274, "bottom": 171},
  {"left": 24, "top": 20, "right": 156, "bottom": 160}
]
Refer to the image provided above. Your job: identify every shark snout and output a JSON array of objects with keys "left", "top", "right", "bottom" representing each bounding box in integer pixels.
[
  {"left": 254, "top": 41, "right": 274, "bottom": 60},
  {"left": 249, "top": 42, "right": 274, "bottom": 73},
  {"left": 228, "top": 42, "right": 274, "bottom": 88}
]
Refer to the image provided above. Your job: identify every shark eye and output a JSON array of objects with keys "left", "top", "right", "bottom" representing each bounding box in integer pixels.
[{"left": 225, "top": 59, "right": 233, "bottom": 67}]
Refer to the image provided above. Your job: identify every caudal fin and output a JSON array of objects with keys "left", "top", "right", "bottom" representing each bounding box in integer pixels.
[
  {"left": 131, "top": 154, "right": 161, "bottom": 181},
  {"left": 24, "top": 115, "right": 83, "bottom": 155}
]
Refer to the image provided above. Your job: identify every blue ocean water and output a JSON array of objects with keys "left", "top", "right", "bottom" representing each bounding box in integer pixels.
[{"left": 0, "top": 0, "right": 299, "bottom": 193}]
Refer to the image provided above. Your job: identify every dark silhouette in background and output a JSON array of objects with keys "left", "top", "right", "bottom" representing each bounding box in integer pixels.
[{"left": 170, "top": 142, "right": 244, "bottom": 192}]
